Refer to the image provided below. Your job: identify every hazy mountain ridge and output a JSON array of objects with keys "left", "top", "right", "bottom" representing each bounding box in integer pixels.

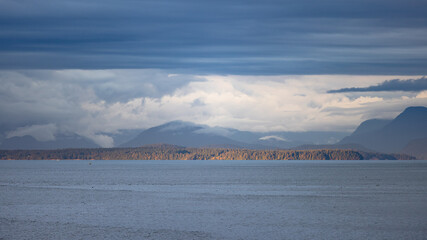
[
  {"left": 121, "top": 120, "right": 246, "bottom": 148},
  {"left": 1, "top": 107, "right": 425, "bottom": 157},
  {"left": 349, "top": 119, "right": 392, "bottom": 136},
  {"left": 0, "top": 134, "right": 100, "bottom": 150},
  {"left": 121, "top": 120, "right": 348, "bottom": 149},
  {"left": 338, "top": 106, "right": 427, "bottom": 156},
  {"left": 0, "top": 129, "right": 142, "bottom": 150},
  {"left": 401, "top": 138, "right": 427, "bottom": 160}
]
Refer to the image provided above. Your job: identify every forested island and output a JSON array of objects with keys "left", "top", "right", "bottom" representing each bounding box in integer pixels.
[{"left": 0, "top": 144, "right": 414, "bottom": 160}]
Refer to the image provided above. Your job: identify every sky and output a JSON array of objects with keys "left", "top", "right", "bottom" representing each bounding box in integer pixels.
[{"left": 0, "top": 0, "right": 426, "bottom": 147}]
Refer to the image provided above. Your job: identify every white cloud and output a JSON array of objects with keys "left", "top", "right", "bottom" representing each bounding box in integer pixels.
[
  {"left": 1, "top": 70, "right": 426, "bottom": 147},
  {"left": 77, "top": 74, "right": 425, "bottom": 133},
  {"left": 416, "top": 91, "right": 427, "bottom": 99},
  {"left": 79, "top": 132, "right": 113, "bottom": 148},
  {"left": 7, "top": 123, "right": 57, "bottom": 142},
  {"left": 259, "top": 136, "right": 287, "bottom": 141}
]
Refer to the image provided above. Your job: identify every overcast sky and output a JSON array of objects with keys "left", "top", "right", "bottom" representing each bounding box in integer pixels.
[{"left": 1, "top": 0, "right": 426, "bottom": 146}]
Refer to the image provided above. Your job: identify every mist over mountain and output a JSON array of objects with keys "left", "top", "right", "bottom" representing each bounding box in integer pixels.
[
  {"left": 339, "top": 106, "right": 427, "bottom": 155},
  {"left": 0, "top": 134, "right": 100, "bottom": 150},
  {"left": 105, "top": 129, "right": 144, "bottom": 147},
  {"left": 121, "top": 121, "right": 247, "bottom": 148},
  {"left": 121, "top": 120, "right": 347, "bottom": 149},
  {"left": 2, "top": 106, "right": 425, "bottom": 155},
  {"left": 0, "top": 120, "right": 347, "bottom": 150},
  {"left": 0, "top": 128, "right": 144, "bottom": 150}
]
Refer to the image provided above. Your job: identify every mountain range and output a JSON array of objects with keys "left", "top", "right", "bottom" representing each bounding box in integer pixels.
[
  {"left": 337, "top": 106, "right": 427, "bottom": 158},
  {"left": 120, "top": 120, "right": 347, "bottom": 149},
  {"left": 0, "top": 134, "right": 99, "bottom": 150},
  {"left": 1, "top": 106, "right": 426, "bottom": 159}
]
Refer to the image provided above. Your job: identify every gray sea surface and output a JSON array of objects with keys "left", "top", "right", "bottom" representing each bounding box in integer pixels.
[{"left": 1, "top": 160, "right": 427, "bottom": 240}]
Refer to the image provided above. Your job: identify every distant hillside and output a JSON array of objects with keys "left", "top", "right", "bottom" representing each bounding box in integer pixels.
[
  {"left": 0, "top": 144, "right": 414, "bottom": 160},
  {"left": 293, "top": 143, "right": 374, "bottom": 152},
  {"left": 339, "top": 106, "right": 427, "bottom": 153},
  {"left": 106, "top": 129, "right": 144, "bottom": 146},
  {"left": 401, "top": 138, "right": 427, "bottom": 160},
  {"left": 349, "top": 119, "right": 392, "bottom": 136},
  {"left": 0, "top": 134, "right": 100, "bottom": 150},
  {"left": 121, "top": 121, "right": 246, "bottom": 148},
  {"left": 121, "top": 120, "right": 348, "bottom": 149}
]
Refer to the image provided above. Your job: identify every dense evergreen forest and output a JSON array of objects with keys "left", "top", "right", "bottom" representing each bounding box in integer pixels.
[{"left": 0, "top": 144, "right": 414, "bottom": 160}]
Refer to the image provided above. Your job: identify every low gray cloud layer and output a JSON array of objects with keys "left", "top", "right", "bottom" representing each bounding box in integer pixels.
[
  {"left": 1, "top": 0, "right": 427, "bottom": 74},
  {"left": 1, "top": 70, "right": 426, "bottom": 147},
  {"left": 328, "top": 77, "right": 427, "bottom": 93}
]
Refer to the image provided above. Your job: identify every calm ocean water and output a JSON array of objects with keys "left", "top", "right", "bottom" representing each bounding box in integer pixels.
[{"left": 1, "top": 160, "right": 427, "bottom": 239}]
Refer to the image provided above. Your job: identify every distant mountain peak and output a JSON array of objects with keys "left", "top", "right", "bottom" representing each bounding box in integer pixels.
[
  {"left": 388, "top": 105, "right": 427, "bottom": 126},
  {"left": 160, "top": 120, "right": 195, "bottom": 127},
  {"left": 402, "top": 106, "right": 427, "bottom": 112},
  {"left": 340, "top": 106, "right": 427, "bottom": 153},
  {"left": 157, "top": 120, "right": 204, "bottom": 132},
  {"left": 162, "top": 120, "right": 195, "bottom": 126},
  {"left": 121, "top": 120, "right": 243, "bottom": 148},
  {"left": 394, "top": 106, "right": 427, "bottom": 119}
]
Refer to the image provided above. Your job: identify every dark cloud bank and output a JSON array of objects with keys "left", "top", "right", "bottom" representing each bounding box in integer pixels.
[
  {"left": 1, "top": 0, "right": 427, "bottom": 74},
  {"left": 328, "top": 77, "right": 427, "bottom": 93}
]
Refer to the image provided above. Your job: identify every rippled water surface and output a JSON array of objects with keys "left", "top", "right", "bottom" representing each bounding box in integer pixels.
[{"left": 1, "top": 160, "right": 427, "bottom": 239}]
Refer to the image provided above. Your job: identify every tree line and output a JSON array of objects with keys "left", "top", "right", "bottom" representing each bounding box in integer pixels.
[{"left": 0, "top": 144, "right": 414, "bottom": 160}]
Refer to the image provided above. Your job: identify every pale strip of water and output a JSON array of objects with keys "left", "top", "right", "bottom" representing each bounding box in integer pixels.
[{"left": 1, "top": 160, "right": 427, "bottom": 239}]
